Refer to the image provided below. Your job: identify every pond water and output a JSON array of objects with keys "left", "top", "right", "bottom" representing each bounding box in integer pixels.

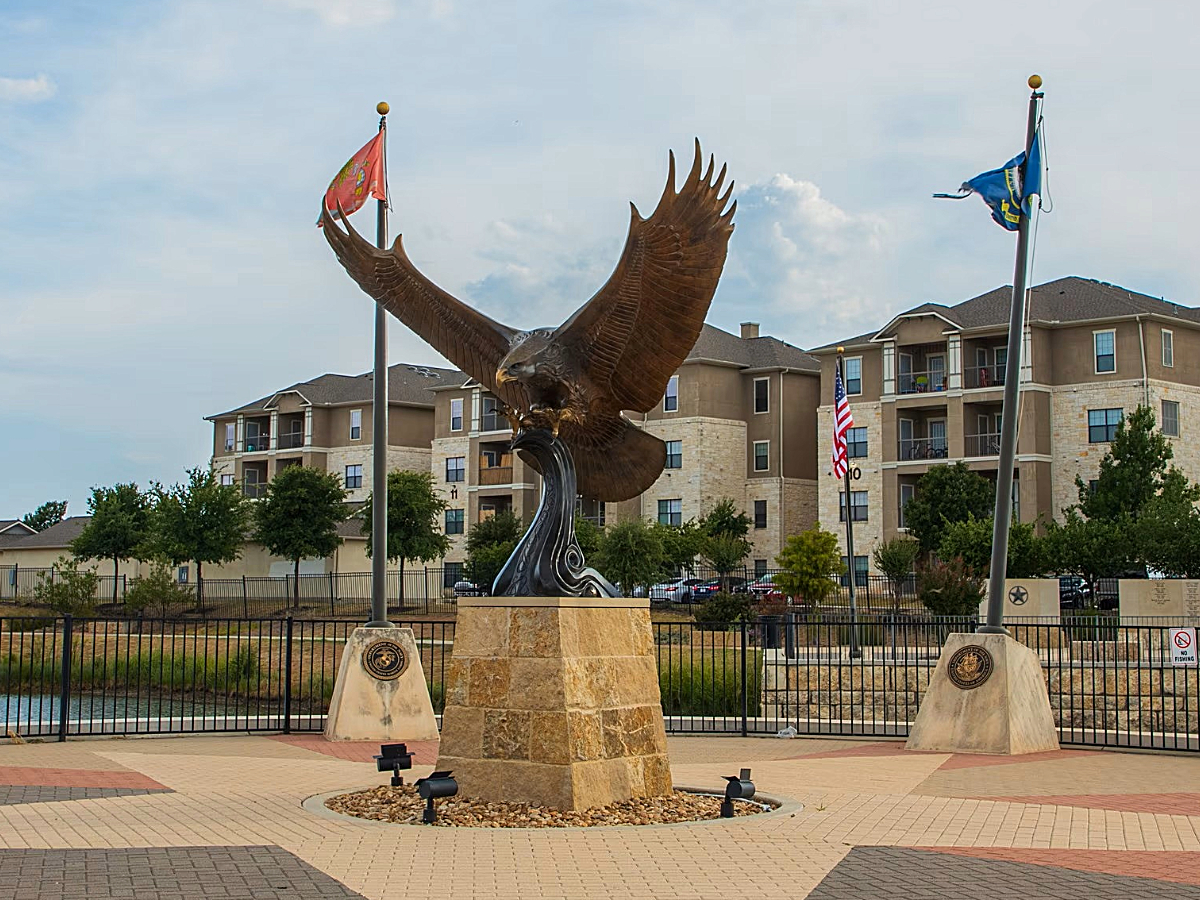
[{"left": 0, "top": 693, "right": 289, "bottom": 735}]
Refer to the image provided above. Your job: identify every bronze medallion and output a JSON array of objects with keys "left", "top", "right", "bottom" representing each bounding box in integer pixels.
[
  {"left": 362, "top": 639, "right": 408, "bottom": 681},
  {"left": 947, "top": 645, "right": 993, "bottom": 690}
]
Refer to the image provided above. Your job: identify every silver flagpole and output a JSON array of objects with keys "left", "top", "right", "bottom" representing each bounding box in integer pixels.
[{"left": 368, "top": 101, "right": 391, "bottom": 628}]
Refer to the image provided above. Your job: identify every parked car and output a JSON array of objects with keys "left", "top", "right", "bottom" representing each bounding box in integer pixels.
[
  {"left": 743, "top": 573, "right": 789, "bottom": 602},
  {"left": 1058, "top": 575, "right": 1119, "bottom": 611},
  {"left": 648, "top": 577, "right": 706, "bottom": 602},
  {"left": 453, "top": 580, "right": 487, "bottom": 598},
  {"left": 690, "top": 577, "right": 748, "bottom": 601}
]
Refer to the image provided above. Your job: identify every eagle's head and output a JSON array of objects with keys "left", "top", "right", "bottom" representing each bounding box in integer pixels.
[{"left": 495, "top": 330, "right": 567, "bottom": 406}]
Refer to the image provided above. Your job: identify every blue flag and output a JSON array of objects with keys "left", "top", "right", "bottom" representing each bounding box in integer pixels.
[{"left": 936, "top": 128, "right": 1044, "bottom": 231}]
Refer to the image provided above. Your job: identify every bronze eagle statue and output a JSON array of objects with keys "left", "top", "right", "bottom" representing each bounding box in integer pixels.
[{"left": 320, "top": 140, "right": 735, "bottom": 503}]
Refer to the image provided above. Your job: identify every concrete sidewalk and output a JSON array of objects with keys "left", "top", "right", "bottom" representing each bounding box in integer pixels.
[{"left": 0, "top": 732, "right": 1198, "bottom": 898}]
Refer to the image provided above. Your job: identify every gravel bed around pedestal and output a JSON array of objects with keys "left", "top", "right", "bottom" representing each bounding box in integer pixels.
[{"left": 325, "top": 785, "right": 772, "bottom": 827}]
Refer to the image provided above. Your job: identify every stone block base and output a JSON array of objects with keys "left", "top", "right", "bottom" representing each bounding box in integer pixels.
[
  {"left": 324, "top": 626, "right": 439, "bottom": 742},
  {"left": 906, "top": 632, "right": 1059, "bottom": 755},
  {"left": 436, "top": 597, "right": 672, "bottom": 811}
]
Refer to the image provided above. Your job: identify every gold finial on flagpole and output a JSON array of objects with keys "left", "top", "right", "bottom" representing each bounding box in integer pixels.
[
  {"left": 377, "top": 101, "right": 390, "bottom": 115},
  {"left": 836, "top": 346, "right": 845, "bottom": 354},
  {"left": 1028, "top": 74, "right": 1042, "bottom": 90}
]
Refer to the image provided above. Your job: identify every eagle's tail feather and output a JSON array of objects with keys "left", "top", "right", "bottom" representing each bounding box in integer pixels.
[{"left": 517, "top": 415, "right": 665, "bottom": 504}]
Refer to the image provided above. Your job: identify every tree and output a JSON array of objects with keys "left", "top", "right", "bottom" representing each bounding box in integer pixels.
[
  {"left": 916, "top": 557, "right": 985, "bottom": 617},
  {"left": 1042, "top": 510, "right": 1138, "bottom": 594},
  {"left": 70, "top": 483, "right": 149, "bottom": 605},
  {"left": 125, "top": 557, "right": 195, "bottom": 618},
  {"left": 361, "top": 470, "right": 450, "bottom": 606},
  {"left": 1076, "top": 405, "right": 1181, "bottom": 522},
  {"left": 774, "top": 525, "right": 844, "bottom": 605},
  {"left": 701, "top": 533, "right": 751, "bottom": 591},
  {"left": 574, "top": 515, "right": 603, "bottom": 560},
  {"left": 144, "top": 467, "right": 251, "bottom": 608},
  {"left": 698, "top": 498, "right": 752, "bottom": 540},
  {"left": 938, "top": 515, "right": 1049, "bottom": 579},
  {"left": 465, "top": 510, "right": 524, "bottom": 591},
  {"left": 902, "top": 462, "right": 995, "bottom": 554},
  {"left": 872, "top": 536, "right": 920, "bottom": 611},
  {"left": 254, "top": 466, "right": 348, "bottom": 607},
  {"left": 594, "top": 519, "right": 664, "bottom": 596},
  {"left": 697, "top": 498, "right": 752, "bottom": 589},
  {"left": 22, "top": 501, "right": 67, "bottom": 533},
  {"left": 653, "top": 519, "right": 705, "bottom": 579}
]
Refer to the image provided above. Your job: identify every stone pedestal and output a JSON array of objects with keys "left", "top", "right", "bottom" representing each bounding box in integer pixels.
[
  {"left": 978, "top": 578, "right": 1060, "bottom": 622},
  {"left": 906, "top": 632, "right": 1059, "bottom": 755},
  {"left": 436, "top": 597, "right": 672, "bottom": 811},
  {"left": 1119, "top": 579, "right": 1200, "bottom": 621},
  {"left": 324, "top": 626, "right": 439, "bottom": 742}
]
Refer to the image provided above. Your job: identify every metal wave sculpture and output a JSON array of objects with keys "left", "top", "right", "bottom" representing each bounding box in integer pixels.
[{"left": 321, "top": 140, "right": 735, "bottom": 596}]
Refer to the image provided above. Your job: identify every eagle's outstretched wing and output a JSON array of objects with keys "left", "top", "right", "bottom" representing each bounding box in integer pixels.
[
  {"left": 320, "top": 205, "right": 528, "bottom": 410},
  {"left": 554, "top": 140, "right": 736, "bottom": 415}
]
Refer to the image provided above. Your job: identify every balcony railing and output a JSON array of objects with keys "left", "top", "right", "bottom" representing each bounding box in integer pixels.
[
  {"left": 964, "top": 432, "right": 1001, "bottom": 457},
  {"left": 279, "top": 432, "right": 305, "bottom": 449},
  {"left": 963, "top": 364, "right": 1006, "bottom": 389},
  {"left": 898, "top": 438, "right": 949, "bottom": 461},
  {"left": 478, "top": 466, "right": 514, "bottom": 486},
  {"left": 896, "top": 369, "right": 948, "bottom": 395},
  {"left": 243, "top": 434, "right": 270, "bottom": 452}
]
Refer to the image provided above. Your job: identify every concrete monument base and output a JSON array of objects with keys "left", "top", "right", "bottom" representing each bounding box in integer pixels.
[
  {"left": 906, "top": 632, "right": 1059, "bottom": 755},
  {"left": 436, "top": 597, "right": 673, "bottom": 811},
  {"left": 323, "top": 626, "right": 439, "bottom": 742}
]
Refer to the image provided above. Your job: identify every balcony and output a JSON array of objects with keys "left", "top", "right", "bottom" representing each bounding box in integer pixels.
[
  {"left": 479, "top": 466, "right": 514, "bottom": 486},
  {"left": 243, "top": 433, "right": 270, "bottom": 452},
  {"left": 242, "top": 481, "right": 267, "bottom": 499},
  {"left": 279, "top": 431, "right": 305, "bottom": 449},
  {"left": 898, "top": 438, "right": 949, "bottom": 461},
  {"left": 896, "top": 368, "right": 949, "bottom": 395},
  {"left": 963, "top": 364, "right": 1006, "bottom": 390},
  {"left": 965, "top": 432, "right": 1001, "bottom": 457}
]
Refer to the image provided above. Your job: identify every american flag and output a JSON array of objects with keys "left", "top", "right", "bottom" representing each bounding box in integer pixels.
[{"left": 832, "top": 364, "right": 854, "bottom": 478}]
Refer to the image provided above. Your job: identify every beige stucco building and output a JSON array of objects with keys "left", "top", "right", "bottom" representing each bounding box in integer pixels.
[{"left": 813, "top": 277, "right": 1200, "bottom": 578}]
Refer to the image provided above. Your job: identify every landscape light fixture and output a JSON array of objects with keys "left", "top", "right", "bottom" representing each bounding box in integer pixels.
[
  {"left": 416, "top": 770, "right": 458, "bottom": 824},
  {"left": 720, "top": 768, "right": 755, "bottom": 818},
  {"left": 374, "top": 743, "right": 414, "bottom": 787}
]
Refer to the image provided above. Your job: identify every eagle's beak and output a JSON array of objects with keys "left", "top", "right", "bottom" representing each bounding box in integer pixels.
[{"left": 496, "top": 368, "right": 515, "bottom": 385}]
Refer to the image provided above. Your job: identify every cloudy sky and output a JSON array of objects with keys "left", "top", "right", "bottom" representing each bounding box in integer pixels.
[{"left": 2, "top": 0, "right": 1199, "bottom": 516}]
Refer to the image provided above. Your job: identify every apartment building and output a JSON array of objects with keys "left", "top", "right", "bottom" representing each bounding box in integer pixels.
[
  {"left": 206, "top": 362, "right": 464, "bottom": 503},
  {"left": 812, "top": 276, "right": 1200, "bottom": 578},
  {"left": 430, "top": 323, "right": 823, "bottom": 579}
]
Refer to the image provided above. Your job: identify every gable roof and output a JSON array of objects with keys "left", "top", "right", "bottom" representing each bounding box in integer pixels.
[
  {"left": 208, "top": 363, "right": 467, "bottom": 419},
  {"left": 0, "top": 516, "right": 91, "bottom": 550},
  {"left": 687, "top": 324, "right": 820, "bottom": 373},
  {"left": 0, "top": 520, "right": 35, "bottom": 537}
]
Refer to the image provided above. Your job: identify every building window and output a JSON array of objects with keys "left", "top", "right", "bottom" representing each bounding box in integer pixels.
[
  {"left": 1163, "top": 329, "right": 1174, "bottom": 368},
  {"left": 754, "top": 559, "right": 768, "bottom": 577},
  {"left": 846, "top": 426, "right": 867, "bottom": 458},
  {"left": 450, "top": 398, "right": 463, "bottom": 432},
  {"left": 220, "top": 474, "right": 235, "bottom": 487},
  {"left": 663, "top": 375, "right": 679, "bottom": 412},
  {"left": 1094, "top": 330, "right": 1116, "bottom": 374},
  {"left": 446, "top": 456, "right": 465, "bottom": 482},
  {"left": 665, "top": 440, "right": 682, "bottom": 469},
  {"left": 482, "top": 448, "right": 503, "bottom": 468},
  {"left": 344, "top": 464, "right": 363, "bottom": 489},
  {"left": 839, "top": 490, "right": 868, "bottom": 522},
  {"left": 754, "top": 500, "right": 767, "bottom": 529},
  {"left": 657, "top": 499, "right": 682, "bottom": 527},
  {"left": 445, "top": 509, "right": 464, "bottom": 535},
  {"left": 753, "top": 441, "right": 769, "bottom": 472},
  {"left": 899, "top": 483, "right": 915, "bottom": 528},
  {"left": 1162, "top": 399, "right": 1180, "bottom": 437},
  {"left": 840, "top": 555, "right": 868, "bottom": 587},
  {"left": 844, "top": 357, "right": 862, "bottom": 395},
  {"left": 177, "top": 566, "right": 189, "bottom": 584},
  {"left": 1087, "top": 479, "right": 1099, "bottom": 495},
  {"left": 443, "top": 562, "right": 463, "bottom": 588},
  {"left": 349, "top": 409, "right": 362, "bottom": 440},
  {"left": 481, "top": 396, "right": 501, "bottom": 432},
  {"left": 754, "top": 377, "right": 769, "bottom": 413},
  {"left": 224, "top": 423, "right": 235, "bottom": 452},
  {"left": 1088, "top": 407, "right": 1122, "bottom": 443}
]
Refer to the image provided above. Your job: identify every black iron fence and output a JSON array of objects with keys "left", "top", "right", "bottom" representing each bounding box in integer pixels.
[{"left": 3, "top": 613, "right": 1197, "bottom": 751}]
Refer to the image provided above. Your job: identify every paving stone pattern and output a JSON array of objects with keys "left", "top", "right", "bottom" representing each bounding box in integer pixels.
[
  {"left": 0, "top": 846, "right": 366, "bottom": 900},
  {"left": 0, "top": 786, "right": 172, "bottom": 806},
  {"left": 806, "top": 847, "right": 1200, "bottom": 900}
]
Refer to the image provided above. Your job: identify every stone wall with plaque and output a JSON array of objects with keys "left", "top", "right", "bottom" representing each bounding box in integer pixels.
[
  {"left": 977, "top": 578, "right": 1060, "bottom": 621},
  {"left": 1119, "top": 579, "right": 1200, "bottom": 621}
]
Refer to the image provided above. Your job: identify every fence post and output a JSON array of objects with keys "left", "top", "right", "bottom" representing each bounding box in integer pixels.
[
  {"left": 330, "top": 573, "right": 336, "bottom": 616},
  {"left": 283, "top": 616, "right": 294, "bottom": 734},
  {"left": 58, "top": 615, "right": 73, "bottom": 743},
  {"left": 242, "top": 575, "right": 249, "bottom": 618},
  {"left": 740, "top": 619, "right": 749, "bottom": 737}
]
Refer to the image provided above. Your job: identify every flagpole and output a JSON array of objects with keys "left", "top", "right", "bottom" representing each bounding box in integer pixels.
[
  {"left": 979, "top": 75, "right": 1044, "bottom": 635},
  {"left": 368, "top": 101, "right": 391, "bottom": 628},
  {"left": 837, "top": 348, "right": 860, "bottom": 659}
]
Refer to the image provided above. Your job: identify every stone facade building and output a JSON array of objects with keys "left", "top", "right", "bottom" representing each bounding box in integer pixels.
[{"left": 812, "top": 277, "right": 1200, "bottom": 577}]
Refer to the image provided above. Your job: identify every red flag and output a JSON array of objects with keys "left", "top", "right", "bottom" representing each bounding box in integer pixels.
[{"left": 319, "top": 131, "right": 386, "bottom": 225}]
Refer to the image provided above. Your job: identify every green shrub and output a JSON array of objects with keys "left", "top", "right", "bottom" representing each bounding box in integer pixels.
[
  {"left": 658, "top": 651, "right": 761, "bottom": 717},
  {"left": 3, "top": 616, "right": 57, "bottom": 632},
  {"left": 917, "top": 557, "right": 984, "bottom": 617},
  {"left": 33, "top": 558, "right": 98, "bottom": 617},
  {"left": 693, "top": 592, "right": 753, "bottom": 629},
  {"left": 125, "top": 559, "right": 194, "bottom": 615}
]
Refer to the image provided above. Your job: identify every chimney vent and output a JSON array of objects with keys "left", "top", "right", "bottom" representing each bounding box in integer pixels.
[{"left": 740, "top": 322, "right": 760, "bottom": 340}]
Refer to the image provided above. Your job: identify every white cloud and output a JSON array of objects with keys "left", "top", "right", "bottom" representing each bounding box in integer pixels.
[
  {"left": 268, "top": 0, "right": 398, "bottom": 26},
  {"left": 0, "top": 74, "right": 55, "bottom": 102}
]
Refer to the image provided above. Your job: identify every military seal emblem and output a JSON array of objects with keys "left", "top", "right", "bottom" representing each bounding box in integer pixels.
[
  {"left": 362, "top": 639, "right": 408, "bottom": 681},
  {"left": 947, "top": 644, "right": 993, "bottom": 690}
]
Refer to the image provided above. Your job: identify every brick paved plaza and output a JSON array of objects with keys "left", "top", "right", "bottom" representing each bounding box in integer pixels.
[{"left": 0, "top": 733, "right": 1198, "bottom": 898}]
